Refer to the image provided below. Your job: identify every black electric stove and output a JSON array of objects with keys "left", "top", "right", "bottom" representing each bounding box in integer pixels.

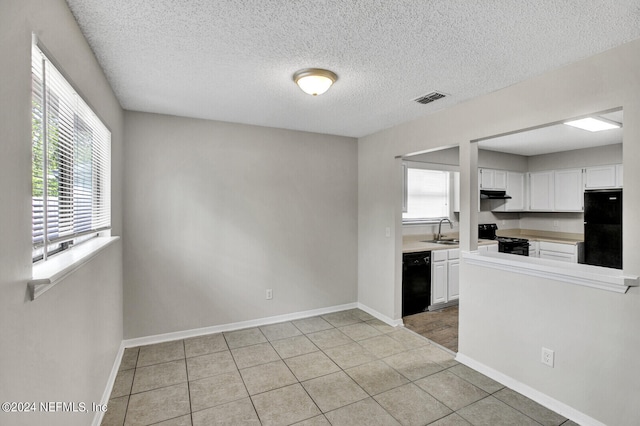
[{"left": 479, "top": 224, "right": 529, "bottom": 256}]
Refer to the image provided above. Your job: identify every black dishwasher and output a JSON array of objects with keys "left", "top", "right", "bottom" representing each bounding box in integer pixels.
[{"left": 402, "top": 251, "right": 431, "bottom": 316}]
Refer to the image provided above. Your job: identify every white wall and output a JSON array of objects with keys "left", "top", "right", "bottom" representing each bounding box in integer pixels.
[
  {"left": 406, "top": 146, "right": 460, "bottom": 165},
  {"left": 459, "top": 263, "right": 640, "bottom": 424},
  {"left": 123, "top": 112, "right": 358, "bottom": 339},
  {"left": 0, "top": 1, "right": 124, "bottom": 425},
  {"left": 518, "top": 213, "right": 583, "bottom": 234},
  {"left": 406, "top": 147, "right": 529, "bottom": 170},
  {"left": 527, "top": 143, "right": 622, "bottom": 171},
  {"left": 478, "top": 149, "right": 528, "bottom": 172},
  {"left": 358, "top": 38, "right": 640, "bottom": 425}
]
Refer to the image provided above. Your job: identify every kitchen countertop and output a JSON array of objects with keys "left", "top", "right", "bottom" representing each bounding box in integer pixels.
[
  {"left": 403, "top": 235, "right": 498, "bottom": 253},
  {"left": 403, "top": 228, "right": 583, "bottom": 253},
  {"left": 496, "top": 229, "right": 583, "bottom": 245}
]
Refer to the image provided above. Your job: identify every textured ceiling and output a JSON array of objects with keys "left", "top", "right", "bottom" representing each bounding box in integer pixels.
[{"left": 65, "top": 0, "right": 640, "bottom": 138}]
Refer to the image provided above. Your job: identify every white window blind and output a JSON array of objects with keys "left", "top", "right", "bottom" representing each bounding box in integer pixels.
[
  {"left": 403, "top": 168, "right": 449, "bottom": 221},
  {"left": 31, "top": 43, "right": 111, "bottom": 262}
]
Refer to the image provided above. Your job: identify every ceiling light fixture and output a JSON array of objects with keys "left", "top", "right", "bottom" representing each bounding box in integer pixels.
[
  {"left": 293, "top": 68, "right": 338, "bottom": 96},
  {"left": 564, "top": 117, "right": 621, "bottom": 132}
]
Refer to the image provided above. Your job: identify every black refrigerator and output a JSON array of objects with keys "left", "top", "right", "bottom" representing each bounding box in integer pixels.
[{"left": 583, "top": 189, "right": 622, "bottom": 269}]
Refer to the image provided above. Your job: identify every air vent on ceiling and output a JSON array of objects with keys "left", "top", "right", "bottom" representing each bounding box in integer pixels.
[{"left": 414, "top": 91, "right": 446, "bottom": 105}]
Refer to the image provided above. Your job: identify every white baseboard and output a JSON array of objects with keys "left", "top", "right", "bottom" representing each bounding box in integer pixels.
[
  {"left": 92, "top": 342, "right": 125, "bottom": 426},
  {"left": 356, "top": 302, "right": 403, "bottom": 327},
  {"left": 122, "top": 302, "right": 359, "bottom": 348},
  {"left": 455, "top": 352, "right": 606, "bottom": 426}
]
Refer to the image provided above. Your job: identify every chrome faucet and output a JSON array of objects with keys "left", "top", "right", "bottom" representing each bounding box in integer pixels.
[{"left": 437, "top": 218, "right": 453, "bottom": 240}]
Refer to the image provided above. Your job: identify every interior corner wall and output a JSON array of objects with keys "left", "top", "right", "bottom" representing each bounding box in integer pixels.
[
  {"left": 358, "top": 38, "right": 640, "bottom": 425},
  {"left": 122, "top": 111, "right": 358, "bottom": 339},
  {"left": 0, "top": 1, "right": 124, "bottom": 425}
]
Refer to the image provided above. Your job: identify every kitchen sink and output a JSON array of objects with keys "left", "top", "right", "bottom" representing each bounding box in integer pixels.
[
  {"left": 421, "top": 239, "right": 460, "bottom": 245},
  {"left": 421, "top": 239, "right": 486, "bottom": 245}
]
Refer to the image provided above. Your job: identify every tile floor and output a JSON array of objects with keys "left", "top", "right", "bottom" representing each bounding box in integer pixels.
[
  {"left": 102, "top": 309, "right": 577, "bottom": 426},
  {"left": 403, "top": 306, "right": 459, "bottom": 352}
]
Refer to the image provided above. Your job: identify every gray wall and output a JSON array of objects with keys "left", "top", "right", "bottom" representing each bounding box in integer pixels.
[
  {"left": 358, "top": 38, "right": 640, "bottom": 425},
  {"left": 407, "top": 147, "right": 530, "bottom": 171},
  {"left": 478, "top": 149, "right": 528, "bottom": 172},
  {"left": 123, "top": 112, "right": 358, "bottom": 339},
  {"left": 0, "top": 1, "right": 124, "bottom": 425},
  {"left": 527, "top": 143, "right": 622, "bottom": 171}
]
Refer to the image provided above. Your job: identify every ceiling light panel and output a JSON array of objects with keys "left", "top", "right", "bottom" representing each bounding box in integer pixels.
[{"left": 564, "top": 117, "right": 621, "bottom": 132}]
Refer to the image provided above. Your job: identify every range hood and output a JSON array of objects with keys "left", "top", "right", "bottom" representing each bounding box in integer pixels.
[{"left": 480, "top": 190, "right": 512, "bottom": 200}]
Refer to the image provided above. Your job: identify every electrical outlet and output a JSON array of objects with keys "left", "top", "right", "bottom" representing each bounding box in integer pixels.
[
  {"left": 266, "top": 289, "right": 273, "bottom": 300},
  {"left": 385, "top": 227, "right": 391, "bottom": 237},
  {"left": 553, "top": 220, "right": 559, "bottom": 227},
  {"left": 541, "top": 347, "right": 554, "bottom": 367}
]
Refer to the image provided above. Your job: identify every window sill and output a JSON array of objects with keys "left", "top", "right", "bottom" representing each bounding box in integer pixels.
[
  {"left": 463, "top": 251, "right": 638, "bottom": 294},
  {"left": 28, "top": 236, "right": 120, "bottom": 300}
]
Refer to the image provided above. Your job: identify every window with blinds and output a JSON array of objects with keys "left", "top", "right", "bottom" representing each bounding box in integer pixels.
[
  {"left": 402, "top": 168, "right": 450, "bottom": 222},
  {"left": 31, "top": 43, "right": 111, "bottom": 262}
]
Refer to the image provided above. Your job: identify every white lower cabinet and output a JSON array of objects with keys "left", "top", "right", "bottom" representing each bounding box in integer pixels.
[
  {"left": 431, "top": 250, "right": 448, "bottom": 305},
  {"left": 431, "top": 249, "right": 459, "bottom": 306},
  {"left": 447, "top": 258, "right": 460, "bottom": 301},
  {"left": 538, "top": 241, "right": 577, "bottom": 263},
  {"left": 478, "top": 243, "right": 499, "bottom": 253}
]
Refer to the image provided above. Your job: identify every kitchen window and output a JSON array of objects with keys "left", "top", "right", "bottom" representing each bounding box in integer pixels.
[
  {"left": 31, "top": 42, "right": 111, "bottom": 263},
  {"left": 402, "top": 165, "right": 450, "bottom": 223}
]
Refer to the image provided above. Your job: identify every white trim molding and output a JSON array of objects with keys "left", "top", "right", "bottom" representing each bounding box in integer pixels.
[
  {"left": 463, "top": 251, "right": 638, "bottom": 294},
  {"left": 456, "top": 353, "right": 607, "bottom": 426},
  {"left": 122, "top": 302, "right": 360, "bottom": 348},
  {"left": 356, "top": 302, "right": 404, "bottom": 327},
  {"left": 92, "top": 342, "right": 125, "bottom": 426}
]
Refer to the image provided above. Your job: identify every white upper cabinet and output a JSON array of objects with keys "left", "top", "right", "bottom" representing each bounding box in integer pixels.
[
  {"left": 507, "top": 172, "right": 526, "bottom": 211},
  {"left": 529, "top": 171, "right": 555, "bottom": 211},
  {"left": 530, "top": 169, "right": 583, "bottom": 212},
  {"left": 479, "top": 169, "right": 507, "bottom": 190},
  {"left": 494, "top": 170, "right": 507, "bottom": 190},
  {"left": 584, "top": 165, "right": 621, "bottom": 189},
  {"left": 554, "top": 169, "right": 583, "bottom": 212},
  {"left": 492, "top": 171, "right": 525, "bottom": 211},
  {"left": 480, "top": 163, "right": 620, "bottom": 213}
]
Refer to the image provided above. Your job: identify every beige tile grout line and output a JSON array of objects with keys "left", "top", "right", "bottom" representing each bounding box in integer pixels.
[{"left": 113, "top": 312, "right": 561, "bottom": 425}]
